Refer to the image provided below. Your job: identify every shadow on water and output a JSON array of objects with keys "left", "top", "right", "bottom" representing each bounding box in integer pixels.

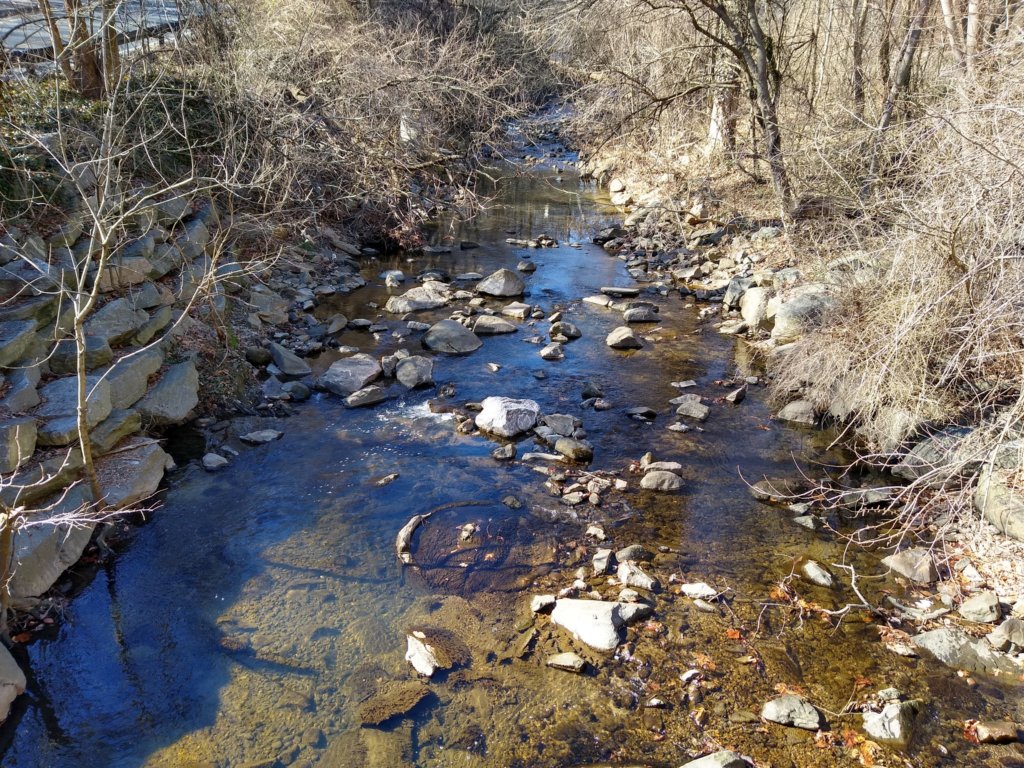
[{"left": 4, "top": 123, "right": 1023, "bottom": 768}]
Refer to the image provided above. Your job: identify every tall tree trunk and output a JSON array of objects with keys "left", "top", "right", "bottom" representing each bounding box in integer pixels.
[
  {"left": 65, "top": 0, "right": 103, "bottom": 98},
  {"left": 37, "top": 0, "right": 75, "bottom": 83},
  {"left": 939, "top": 0, "right": 968, "bottom": 69},
  {"left": 101, "top": 0, "right": 121, "bottom": 94},
  {"left": 74, "top": 311, "right": 103, "bottom": 506},
  {"left": 851, "top": 0, "right": 870, "bottom": 120},
  {"left": 705, "top": 46, "right": 738, "bottom": 154}
]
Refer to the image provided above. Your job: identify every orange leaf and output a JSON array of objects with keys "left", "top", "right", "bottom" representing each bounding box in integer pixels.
[
  {"left": 963, "top": 719, "right": 980, "bottom": 744},
  {"left": 854, "top": 676, "right": 872, "bottom": 692},
  {"left": 11, "top": 632, "right": 31, "bottom": 643},
  {"left": 725, "top": 628, "right": 743, "bottom": 640}
]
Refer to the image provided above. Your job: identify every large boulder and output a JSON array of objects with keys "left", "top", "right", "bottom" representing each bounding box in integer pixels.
[
  {"left": 740, "top": 286, "right": 773, "bottom": 330},
  {"left": 395, "top": 356, "right": 434, "bottom": 389},
  {"left": 475, "top": 397, "right": 540, "bottom": 437},
  {"left": 136, "top": 361, "right": 199, "bottom": 427},
  {"left": 384, "top": 281, "right": 451, "bottom": 313},
  {"left": 103, "top": 347, "right": 165, "bottom": 410},
  {"left": 36, "top": 375, "right": 113, "bottom": 446},
  {"left": 8, "top": 485, "right": 95, "bottom": 599},
  {"left": 475, "top": 269, "right": 525, "bottom": 297},
  {"left": 770, "top": 284, "right": 835, "bottom": 343},
  {"left": 97, "top": 437, "right": 173, "bottom": 508},
  {"left": 320, "top": 354, "right": 382, "bottom": 396},
  {"left": 422, "top": 320, "right": 482, "bottom": 355},
  {"left": 85, "top": 298, "right": 150, "bottom": 347},
  {"left": 974, "top": 468, "right": 1024, "bottom": 541}
]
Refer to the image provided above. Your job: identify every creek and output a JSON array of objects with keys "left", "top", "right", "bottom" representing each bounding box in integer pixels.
[{"left": 2, "top": 116, "right": 1021, "bottom": 768}]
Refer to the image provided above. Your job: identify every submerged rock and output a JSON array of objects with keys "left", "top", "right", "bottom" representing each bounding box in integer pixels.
[
  {"left": 549, "top": 599, "right": 623, "bottom": 651},
  {"left": 546, "top": 652, "right": 586, "bottom": 673},
  {"left": 862, "top": 700, "right": 918, "bottom": 747},
  {"left": 617, "top": 560, "right": 659, "bottom": 591},
  {"left": 358, "top": 681, "right": 430, "bottom": 726},
  {"left": 640, "top": 470, "right": 683, "bottom": 492},
  {"left": 0, "top": 645, "right": 26, "bottom": 724},
  {"left": 761, "top": 694, "right": 825, "bottom": 730},
  {"left": 404, "top": 628, "right": 471, "bottom": 678},
  {"left": 914, "top": 627, "right": 1022, "bottom": 676},
  {"left": 882, "top": 547, "right": 937, "bottom": 584},
  {"left": 680, "top": 751, "right": 749, "bottom": 768}
]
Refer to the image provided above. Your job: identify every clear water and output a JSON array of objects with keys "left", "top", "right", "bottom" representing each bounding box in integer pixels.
[{"left": 3, "top": 128, "right": 1021, "bottom": 768}]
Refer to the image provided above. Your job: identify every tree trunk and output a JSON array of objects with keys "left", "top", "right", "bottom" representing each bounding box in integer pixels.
[
  {"left": 65, "top": 0, "right": 104, "bottom": 98},
  {"left": 101, "top": 0, "right": 121, "bottom": 94},
  {"left": 705, "top": 48, "right": 738, "bottom": 154},
  {"left": 851, "top": 0, "right": 870, "bottom": 120},
  {"left": 865, "top": 0, "right": 933, "bottom": 195},
  {"left": 74, "top": 311, "right": 103, "bottom": 506},
  {"left": 37, "top": 0, "right": 75, "bottom": 84},
  {"left": 939, "top": 0, "right": 968, "bottom": 69}
]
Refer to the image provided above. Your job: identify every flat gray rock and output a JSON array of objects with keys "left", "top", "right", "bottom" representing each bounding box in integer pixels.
[
  {"left": 395, "top": 356, "right": 434, "bottom": 389},
  {"left": 268, "top": 342, "right": 312, "bottom": 380},
  {"left": 915, "top": 627, "right": 1022, "bottom": 676},
  {"left": 473, "top": 315, "right": 517, "bottom": 335},
  {"left": 545, "top": 652, "right": 586, "bottom": 673},
  {"left": 606, "top": 326, "right": 642, "bottom": 349},
  {"left": 423, "top": 320, "right": 482, "bottom": 355},
  {"left": 136, "top": 361, "right": 199, "bottom": 427},
  {"left": 320, "top": 354, "right": 382, "bottom": 396},
  {"left": 476, "top": 268, "right": 525, "bottom": 297},
  {"left": 882, "top": 547, "right": 937, "bottom": 584}
]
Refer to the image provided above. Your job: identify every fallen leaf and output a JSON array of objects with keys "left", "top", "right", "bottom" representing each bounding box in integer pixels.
[{"left": 725, "top": 628, "right": 743, "bottom": 640}]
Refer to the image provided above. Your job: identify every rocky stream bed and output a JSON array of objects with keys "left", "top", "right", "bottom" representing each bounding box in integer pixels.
[{"left": 2, "top": 118, "right": 1023, "bottom": 768}]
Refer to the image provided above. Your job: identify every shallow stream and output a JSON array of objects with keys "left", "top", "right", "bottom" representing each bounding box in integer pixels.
[{"left": 2, "top": 121, "right": 1022, "bottom": 768}]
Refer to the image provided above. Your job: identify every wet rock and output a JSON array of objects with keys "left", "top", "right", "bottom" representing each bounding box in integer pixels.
[
  {"left": 346, "top": 386, "right": 389, "bottom": 408},
  {"left": 606, "top": 326, "right": 643, "bottom": 349},
  {"left": 627, "top": 406, "right": 657, "bottom": 420},
  {"left": 395, "top": 356, "right": 434, "bottom": 389},
  {"left": 725, "top": 385, "right": 747, "bottom": 404},
  {"left": 761, "top": 695, "right": 825, "bottom": 730},
  {"left": 862, "top": 700, "right": 918, "bottom": 747},
  {"left": 539, "top": 343, "right": 564, "bottom": 361},
  {"left": 472, "top": 315, "right": 517, "bottom": 335},
  {"left": 718, "top": 319, "right": 748, "bottom": 335},
  {"left": 675, "top": 395, "right": 709, "bottom": 421},
  {"left": 282, "top": 381, "right": 310, "bottom": 401},
  {"left": 423, "top": 320, "right": 482, "bottom": 355},
  {"left": 0, "top": 644, "right": 26, "bottom": 724},
  {"left": 987, "top": 617, "right": 1024, "bottom": 651},
  {"left": 404, "top": 628, "right": 470, "bottom": 677},
  {"left": 384, "top": 281, "right": 451, "bottom": 313},
  {"left": 776, "top": 399, "right": 816, "bottom": 425},
  {"left": 549, "top": 599, "right": 624, "bottom": 651},
  {"left": 680, "top": 750, "right": 748, "bottom": 768},
  {"left": 358, "top": 681, "right": 430, "bottom": 726},
  {"left": 550, "top": 321, "right": 581, "bottom": 340},
  {"left": 517, "top": 260, "right": 537, "bottom": 273},
  {"left": 959, "top": 591, "right": 1001, "bottom": 623},
  {"left": 491, "top": 443, "right": 516, "bottom": 461},
  {"left": 320, "top": 354, "right": 382, "bottom": 396},
  {"left": 975, "top": 721, "right": 1020, "bottom": 744},
  {"left": 136, "top": 361, "right": 199, "bottom": 427},
  {"left": 268, "top": 342, "right": 311, "bottom": 380},
  {"left": 593, "top": 549, "right": 614, "bottom": 574},
  {"left": 801, "top": 560, "right": 835, "bottom": 588},
  {"left": 542, "top": 414, "right": 580, "bottom": 436},
  {"left": 914, "top": 627, "right": 1022, "bottom": 676},
  {"left": 531, "top": 594, "right": 556, "bottom": 613},
  {"left": 623, "top": 306, "right": 659, "bottom": 323},
  {"left": 546, "top": 652, "right": 586, "bottom": 673},
  {"left": 882, "top": 547, "right": 937, "bottom": 584},
  {"left": 554, "top": 438, "right": 593, "bottom": 462},
  {"left": 501, "top": 302, "right": 531, "bottom": 320},
  {"left": 476, "top": 269, "right": 525, "bottom": 297},
  {"left": 618, "top": 561, "right": 659, "bottom": 591},
  {"left": 679, "top": 582, "right": 717, "bottom": 600},
  {"left": 616, "top": 544, "right": 653, "bottom": 562},
  {"left": 640, "top": 470, "right": 683, "bottom": 492},
  {"left": 241, "top": 429, "right": 282, "bottom": 444},
  {"left": 475, "top": 396, "right": 540, "bottom": 437},
  {"left": 601, "top": 286, "right": 640, "bottom": 298},
  {"left": 203, "top": 453, "right": 229, "bottom": 471}
]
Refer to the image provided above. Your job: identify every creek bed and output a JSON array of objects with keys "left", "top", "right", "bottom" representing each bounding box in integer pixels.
[{"left": 2, "top": 123, "right": 1022, "bottom": 768}]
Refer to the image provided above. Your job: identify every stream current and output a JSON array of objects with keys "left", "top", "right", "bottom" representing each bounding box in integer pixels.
[{"left": 2, "top": 121, "right": 1022, "bottom": 768}]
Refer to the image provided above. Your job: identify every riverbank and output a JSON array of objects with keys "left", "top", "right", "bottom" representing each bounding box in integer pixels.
[{"left": 2, "top": 115, "right": 1022, "bottom": 767}]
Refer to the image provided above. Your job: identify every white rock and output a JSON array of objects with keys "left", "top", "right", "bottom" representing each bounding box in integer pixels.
[{"left": 475, "top": 396, "right": 541, "bottom": 437}]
